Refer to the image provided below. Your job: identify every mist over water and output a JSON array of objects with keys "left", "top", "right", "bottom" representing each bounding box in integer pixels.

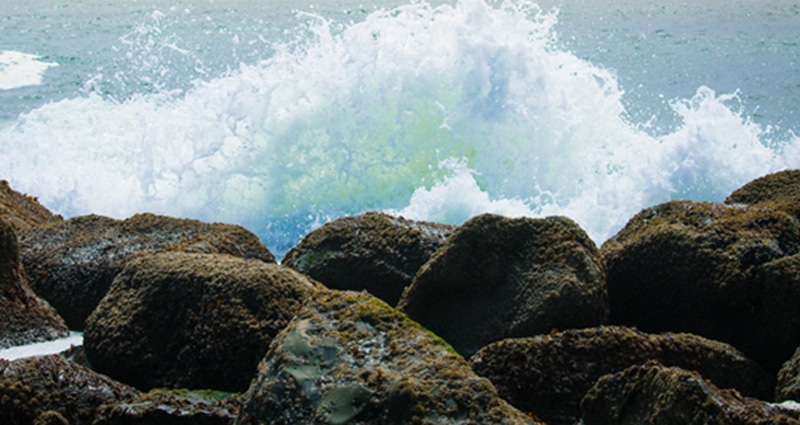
[{"left": 1, "top": 0, "right": 798, "bottom": 256}]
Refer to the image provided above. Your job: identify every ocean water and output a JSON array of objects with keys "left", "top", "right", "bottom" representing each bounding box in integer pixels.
[{"left": 1, "top": 0, "right": 798, "bottom": 257}]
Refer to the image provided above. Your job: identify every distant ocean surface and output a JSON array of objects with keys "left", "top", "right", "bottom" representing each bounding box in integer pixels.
[{"left": 1, "top": 0, "right": 799, "bottom": 257}]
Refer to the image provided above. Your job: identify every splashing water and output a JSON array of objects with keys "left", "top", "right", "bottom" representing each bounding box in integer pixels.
[{"left": 1, "top": 0, "right": 798, "bottom": 256}]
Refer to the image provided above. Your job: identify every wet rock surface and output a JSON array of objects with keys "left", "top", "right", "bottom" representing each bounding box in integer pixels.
[
  {"left": 777, "top": 345, "right": 800, "bottom": 402},
  {"left": 0, "top": 354, "right": 140, "bottom": 425},
  {"left": 85, "top": 252, "right": 322, "bottom": 392},
  {"left": 0, "top": 219, "right": 69, "bottom": 349},
  {"left": 283, "top": 212, "right": 454, "bottom": 306},
  {"left": 20, "top": 212, "right": 275, "bottom": 329},
  {"left": 236, "top": 290, "right": 538, "bottom": 425},
  {"left": 95, "top": 388, "right": 242, "bottom": 425},
  {"left": 398, "top": 213, "right": 608, "bottom": 357},
  {"left": 470, "top": 326, "right": 774, "bottom": 425},
  {"left": 601, "top": 200, "right": 800, "bottom": 372},
  {"left": 726, "top": 169, "right": 800, "bottom": 219},
  {"left": 581, "top": 361, "right": 799, "bottom": 425},
  {"left": 0, "top": 180, "right": 62, "bottom": 232}
]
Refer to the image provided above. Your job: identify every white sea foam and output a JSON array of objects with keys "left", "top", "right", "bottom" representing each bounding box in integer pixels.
[
  {"left": 0, "top": 50, "right": 58, "bottom": 90},
  {"left": 0, "top": 332, "right": 83, "bottom": 361},
  {"left": 0, "top": 0, "right": 797, "bottom": 254}
]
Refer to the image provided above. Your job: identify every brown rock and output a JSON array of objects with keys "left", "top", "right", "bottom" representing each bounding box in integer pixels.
[
  {"left": 726, "top": 169, "right": 800, "bottom": 219},
  {"left": 84, "top": 252, "right": 322, "bottom": 392},
  {"left": 95, "top": 388, "right": 242, "bottom": 425},
  {"left": 283, "top": 212, "right": 454, "bottom": 305},
  {"left": 397, "top": 213, "right": 608, "bottom": 357},
  {"left": 777, "top": 344, "right": 800, "bottom": 402},
  {"left": 470, "top": 326, "right": 774, "bottom": 425},
  {"left": 20, "top": 213, "right": 275, "bottom": 329},
  {"left": 0, "top": 180, "right": 61, "bottom": 232}
]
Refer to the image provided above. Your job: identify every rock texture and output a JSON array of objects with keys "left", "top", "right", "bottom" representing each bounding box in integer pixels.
[
  {"left": 85, "top": 252, "right": 322, "bottom": 392},
  {"left": 470, "top": 326, "right": 774, "bottom": 425},
  {"left": 0, "top": 219, "right": 69, "bottom": 349},
  {"left": 0, "top": 354, "right": 139, "bottom": 425},
  {"left": 20, "top": 212, "right": 275, "bottom": 329},
  {"left": 777, "top": 345, "right": 800, "bottom": 402},
  {"left": 283, "top": 212, "right": 454, "bottom": 306},
  {"left": 95, "top": 389, "right": 242, "bottom": 425},
  {"left": 397, "top": 213, "right": 608, "bottom": 357},
  {"left": 236, "top": 290, "right": 538, "bottom": 425},
  {"left": 601, "top": 200, "right": 800, "bottom": 372},
  {"left": 726, "top": 169, "right": 800, "bottom": 219},
  {"left": 0, "top": 180, "right": 62, "bottom": 231},
  {"left": 581, "top": 361, "right": 799, "bottom": 425}
]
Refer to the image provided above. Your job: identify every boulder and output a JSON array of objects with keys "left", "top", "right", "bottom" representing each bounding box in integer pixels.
[
  {"left": 0, "top": 219, "right": 69, "bottom": 349},
  {"left": 777, "top": 344, "right": 800, "bottom": 402},
  {"left": 95, "top": 388, "right": 242, "bottom": 425},
  {"left": 397, "top": 213, "right": 608, "bottom": 357},
  {"left": 726, "top": 169, "right": 800, "bottom": 219},
  {"left": 283, "top": 212, "right": 454, "bottom": 306},
  {"left": 0, "top": 354, "right": 139, "bottom": 425},
  {"left": 20, "top": 212, "right": 275, "bottom": 329},
  {"left": 601, "top": 200, "right": 800, "bottom": 371},
  {"left": 84, "top": 252, "right": 322, "bottom": 392},
  {"left": 236, "top": 290, "right": 539, "bottom": 425},
  {"left": 0, "top": 180, "right": 61, "bottom": 231},
  {"left": 581, "top": 361, "right": 799, "bottom": 425},
  {"left": 470, "top": 326, "right": 774, "bottom": 425}
]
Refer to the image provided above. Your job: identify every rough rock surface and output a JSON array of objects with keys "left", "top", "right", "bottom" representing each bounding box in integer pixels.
[
  {"left": 236, "top": 290, "right": 539, "bottom": 425},
  {"left": 95, "top": 388, "right": 242, "bottom": 425},
  {"left": 283, "top": 212, "right": 454, "bottom": 306},
  {"left": 397, "top": 213, "right": 608, "bottom": 357},
  {"left": 0, "top": 219, "right": 69, "bottom": 349},
  {"left": 581, "top": 361, "right": 799, "bottom": 425},
  {"left": 726, "top": 169, "right": 800, "bottom": 219},
  {"left": 0, "top": 354, "right": 140, "bottom": 425},
  {"left": 601, "top": 200, "right": 800, "bottom": 372},
  {"left": 85, "top": 252, "right": 322, "bottom": 392},
  {"left": 0, "top": 180, "right": 62, "bottom": 231},
  {"left": 20, "top": 212, "right": 275, "bottom": 329},
  {"left": 777, "top": 345, "right": 800, "bottom": 402},
  {"left": 470, "top": 326, "right": 774, "bottom": 425}
]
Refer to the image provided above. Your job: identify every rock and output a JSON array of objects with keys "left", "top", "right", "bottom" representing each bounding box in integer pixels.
[
  {"left": 84, "top": 252, "right": 322, "bottom": 392},
  {"left": 397, "top": 213, "right": 608, "bottom": 357},
  {"left": 0, "top": 219, "right": 69, "bottom": 349},
  {"left": 601, "top": 200, "right": 800, "bottom": 372},
  {"left": 236, "top": 290, "right": 539, "bottom": 425},
  {"left": 777, "top": 345, "right": 800, "bottom": 402},
  {"left": 580, "top": 361, "right": 799, "bottom": 425},
  {"left": 0, "top": 180, "right": 61, "bottom": 232},
  {"left": 283, "top": 212, "right": 454, "bottom": 306},
  {"left": 726, "top": 169, "right": 800, "bottom": 219},
  {"left": 95, "top": 388, "right": 242, "bottom": 425},
  {"left": 20, "top": 212, "right": 275, "bottom": 329},
  {"left": 469, "top": 326, "right": 774, "bottom": 425},
  {"left": 0, "top": 354, "right": 140, "bottom": 425}
]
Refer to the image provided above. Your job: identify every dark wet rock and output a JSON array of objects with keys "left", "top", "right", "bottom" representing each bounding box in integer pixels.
[
  {"left": 470, "top": 326, "right": 774, "bottom": 425},
  {"left": 0, "top": 219, "right": 69, "bottom": 349},
  {"left": 0, "top": 354, "right": 140, "bottom": 425},
  {"left": 95, "top": 388, "right": 242, "bottom": 425},
  {"left": 777, "top": 345, "right": 800, "bottom": 402},
  {"left": 601, "top": 200, "right": 800, "bottom": 372},
  {"left": 726, "top": 169, "right": 800, "bottom": 219},
  {"left": 0, "top": 180, "right": 62, "bottom": 232},
  {"left": 581, "top": 361, "right": 799, "bottom": 425},
  {"left": 236, "top": 290, "right": 539, "bottom": 425},
  {"left": 20, "top": 212, "right": 275, "bottom": 329},
  {"left": 397, "top": 213, "right": 608, "bottom": 357},
  {"left": 283, "top": 212, "right": 454, "bottom": 306},
  {"left": 85, "top": 252, "right": 322, "bottom": 392}
]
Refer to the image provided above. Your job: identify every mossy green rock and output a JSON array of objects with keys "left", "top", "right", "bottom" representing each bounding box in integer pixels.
[
  {"left": 397, "top": 213, "right": 608, "bottom": 357},
  {"left": 236, "top": 290, "right": 538, "bottom": 425},
  {"left": 95, "top": 388, "right": 242, "bottom": 425},
  {"left": 0, "top": 219, "right": 69, "bottom": 349},
  {"left": 0, "top": 354, "right": 140, "bottom": 425},
  {"left": 85, "top": 252, "right": 321, "bottom": 392},
  {"left": 470, "top": 326, "right": 774, "bottom": 425},
  {"left": 581, "top": 361, "right": 799, "bottom": 425},
  {"left": 726, "top": 169, "right": 800, "bottom": 219},
  {"left": 602, "top": 200, "right": 800, "bottom": 372},
  {"left": 20, "top": 212, "right": 275, "bottom": 329},
  {"left": 283, "top": 212, "right": 454, "bottom": 306}
]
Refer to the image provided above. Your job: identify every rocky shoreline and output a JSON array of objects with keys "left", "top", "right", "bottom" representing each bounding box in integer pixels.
[{"left": 3, "top": 171, "right": 800, "bottom": 424}]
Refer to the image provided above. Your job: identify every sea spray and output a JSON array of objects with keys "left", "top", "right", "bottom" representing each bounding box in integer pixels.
[{"left": 0, "top": 0, "right": 797, "bottom": 256}]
